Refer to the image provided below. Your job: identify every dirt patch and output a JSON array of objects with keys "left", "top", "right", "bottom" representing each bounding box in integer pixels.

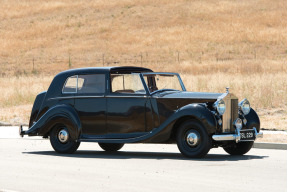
[
  {"left": 257, "top": 107, "right": 287, "bottom": 131},
  {"left": 257, "top": 134, "right": 287, "bottom": 144}
]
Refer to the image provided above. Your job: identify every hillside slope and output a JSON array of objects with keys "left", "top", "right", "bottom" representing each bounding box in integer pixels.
[
  {"left": 0, "top": 0, "right": 286, "bottom": 74},
  {"left": 0, "top": 0, "right": 286, "bottom": 129}
]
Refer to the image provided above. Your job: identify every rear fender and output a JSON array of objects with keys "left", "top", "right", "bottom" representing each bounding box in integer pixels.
[
  {"left": 29, "top": 91, "right": 47, "bottom": 127},
  {"left": 25, "top": 104, "right": 81, "bottom": 140}
]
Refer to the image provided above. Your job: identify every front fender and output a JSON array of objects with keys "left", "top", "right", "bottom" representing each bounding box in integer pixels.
[
  {"left": 25, "top": 104, "right": 81, "bottom": 140},
  {"left": 145, "top": 103, "right": 217, "bottom": 143},
  {"left": 175, "top": 104, "right": 217, "bottom": 134},
  {"left": 244, "top": 108, "right": 260, "bottom": 132}
]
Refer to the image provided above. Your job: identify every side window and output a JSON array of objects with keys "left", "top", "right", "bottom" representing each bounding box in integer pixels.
[
  {"left": 62, "top": 74, "right": 105, "bottom": 94},
  {"left": 111, "top": 74, "right": 146, "bottom": 94},
  {"left": 63, "top": 76, "right": 77, "bottom": 93},
  {"left": 77, "top": 74, "right": 105, "bottom": 94}
]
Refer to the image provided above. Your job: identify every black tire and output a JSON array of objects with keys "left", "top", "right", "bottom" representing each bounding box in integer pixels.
[
  {"left": 50, "top": 125, "right": 80, "bottom": 154},
  {"left": 176, "top": 120, "right": 212, "bottom": 158},
  {"left": 223, "top": 141, "right": 254, "bottom": 155},
  {"left": 98, "top": 143, "right": 124, "bottom": 152}
]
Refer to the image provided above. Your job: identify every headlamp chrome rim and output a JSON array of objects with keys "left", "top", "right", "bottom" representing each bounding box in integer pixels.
[
  {"left": 234, "top": 118, "right": 243, "bottom": 130},
  {"left": 213, "top": 99, "right": 226, "bottom": 115},
  {"left": 239, "top": 99, "right": 251, "bottom": 115}
]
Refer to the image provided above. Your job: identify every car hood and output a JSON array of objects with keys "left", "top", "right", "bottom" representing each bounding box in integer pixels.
[{"left": 153, "top": 91, "right": 223, "bottom": 100}]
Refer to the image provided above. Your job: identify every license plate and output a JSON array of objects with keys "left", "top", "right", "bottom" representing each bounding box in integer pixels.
[{"left": 240, "top": 130, "right": 255, "bottom": 141}]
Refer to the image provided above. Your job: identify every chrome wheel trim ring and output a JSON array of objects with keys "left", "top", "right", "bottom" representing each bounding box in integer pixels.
[
  {"left": 58, "top": 129, "right": 69, "bottom": 143},
  {"left": 186, "top": 132, "right": 200, "bottom": 147}
]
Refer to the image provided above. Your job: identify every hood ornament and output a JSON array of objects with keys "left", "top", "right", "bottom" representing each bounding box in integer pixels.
[{"left": 226, "top": 87, "right": 230, "bottom": 93}]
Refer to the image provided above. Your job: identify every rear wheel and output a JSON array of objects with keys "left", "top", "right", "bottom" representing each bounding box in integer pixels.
[
  {"left": 50, "top": 125, "right": 80, "bottom": 154},
  {"left": 223, "top": 141, "right": 254, "bottom": 155},
  {"left": 98, "top": 143, "right": 124, "bottom": 152},
  {"left": 176, "top": 120, "right": 212, "bottom": 158}
]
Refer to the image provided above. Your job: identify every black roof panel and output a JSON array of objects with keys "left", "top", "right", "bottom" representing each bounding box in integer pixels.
[{"left": 58, "top": 66, "right": 152, "bottom": 76}]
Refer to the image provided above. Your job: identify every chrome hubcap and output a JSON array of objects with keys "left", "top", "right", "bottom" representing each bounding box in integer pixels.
[
  {"left": 58, "top": 129, "right": 69, "bottom": 143},
  {"left": 186, "top": 132, "right": 200, "bottom": 147}
]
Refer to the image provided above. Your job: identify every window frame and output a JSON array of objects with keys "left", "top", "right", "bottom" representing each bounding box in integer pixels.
[
  {"left": 140, "top": 72, "right": 186, "bottom": 95},
  {"left": 62, "top": 74, "right": 106, "bottom": 95},
  {"left": 62, "top": 75, "right": 78, "bottom": 94},
  {"left": 109, "top": 73, "right": 147, "bottom": 95}
]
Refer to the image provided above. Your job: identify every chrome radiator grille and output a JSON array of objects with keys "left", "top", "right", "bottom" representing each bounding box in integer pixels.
[{"left": 222, "top": 94, "right": 238, "bottom": 133}]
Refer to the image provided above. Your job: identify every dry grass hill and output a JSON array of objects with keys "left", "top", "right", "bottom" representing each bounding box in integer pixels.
[{"left": 0, "top": 0, "right": 286, "bottom": 133}]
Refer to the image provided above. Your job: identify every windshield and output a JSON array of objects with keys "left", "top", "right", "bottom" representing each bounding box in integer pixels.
[{"left": 142, "top": 73, "right": 185, "bottom": 94}]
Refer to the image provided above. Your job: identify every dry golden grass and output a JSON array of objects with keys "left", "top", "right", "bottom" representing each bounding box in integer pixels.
[
  {"left": 0, "top": 0, "right": 286, "bottom": 132},
  {"left": 0, "top": 74, "right": 286, "bottom": 131},
  {"left": 0, "top": 76, "right": 52, "bottom": 125},
  {"left": 0, "top": 0, "right": 287, "bottom": 74},
  {"left": 0, "top": 76, "right": 52, "bottom": 107}
]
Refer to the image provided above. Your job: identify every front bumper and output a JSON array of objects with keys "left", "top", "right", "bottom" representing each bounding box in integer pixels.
[
  {"left": 212, "top": 127, "right": 263, "bottom": 143},
  {"left": 19, "top": 125, "right": 25, "bottom": 137}
]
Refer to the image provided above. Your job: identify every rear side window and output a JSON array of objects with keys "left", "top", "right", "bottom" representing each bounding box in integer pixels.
[
  {"left": 63, "top": 76, "right": 77, "bottom": 93},
  {"left": 78, "top": 74, "right": 105, "bottom": 94},
  {"left": 62, "top": 74, "right": 105, "bottom": 94}
]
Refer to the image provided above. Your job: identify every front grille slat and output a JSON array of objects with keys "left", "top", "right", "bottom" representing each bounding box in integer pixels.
[
  {"left": 231, "top": 98, "right": 238, "bottom": 132},
  {"left": 222, "top": 93, "right": 238, "bottom": 133}
]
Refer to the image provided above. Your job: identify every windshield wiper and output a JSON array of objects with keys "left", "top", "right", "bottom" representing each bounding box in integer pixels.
[{"left": 150, "top": 89, "right": 178, "bottom": 95}]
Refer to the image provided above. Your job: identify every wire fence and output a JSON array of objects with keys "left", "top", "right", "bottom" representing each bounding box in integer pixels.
[{"left": 0, "top": 50, "right": 286, "bottom": 76}]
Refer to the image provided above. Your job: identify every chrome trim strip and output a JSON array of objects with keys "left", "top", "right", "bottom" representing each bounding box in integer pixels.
[
  {"left": 50, "top": 95, "right": 149, "bottom": 100},
  {"left": 212, "top": 127, "right": 263, "bottom": 143},
  {"left": 49, "top": 95, "right": 105, "bottom": 100},
  {"left": 141, "top": 72, "right": 179, "bottom": 75},
  {"left": 106, "top": 95, "right": 148, "bottom": 98},
  {"left": 254, "top": 128, "right": 263, "bottom": 138},
  {"left": 151, "top": 95, "right": 222, "bottom": 99},
  {"left": 212, "top": 134, "right": 240, "bottom": 141}
]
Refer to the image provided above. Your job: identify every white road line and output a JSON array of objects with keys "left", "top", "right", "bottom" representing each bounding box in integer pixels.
[{"left": 0, "top": 189, "right": 20, "bottom": 192}]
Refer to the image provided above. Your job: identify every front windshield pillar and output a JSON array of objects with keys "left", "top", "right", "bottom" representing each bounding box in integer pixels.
[
  {"left": 141, "top": 72, "right": 186, "bottom": 95},
  {"left": 139, "top": 74, "right": 151, "bottom": 96},
  {"left": 177, "top": 75, "right": 186, "bottom": 91}
]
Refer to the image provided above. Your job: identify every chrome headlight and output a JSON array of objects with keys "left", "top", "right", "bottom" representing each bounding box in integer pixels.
[
  {"left": 239, "top": 99, "right": 251, "bottom": 115},
  {"left": 234, "top": 118, "right": 242, "bottom": 129},
  {"left": 213, "top": 99, "right": 226, "bottom": 115}
]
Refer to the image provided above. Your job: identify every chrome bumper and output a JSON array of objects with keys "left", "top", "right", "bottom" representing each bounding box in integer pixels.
[
  {"left": 19, "top": 125, "right": 25, "bottom": 137},
  {"left": 212, "top": 127, "right": 263, "bottom": 143}
]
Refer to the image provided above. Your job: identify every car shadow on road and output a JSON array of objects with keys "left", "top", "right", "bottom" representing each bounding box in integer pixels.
[{"left": 23, "top": 150, "right": 268, "bottom": 161}]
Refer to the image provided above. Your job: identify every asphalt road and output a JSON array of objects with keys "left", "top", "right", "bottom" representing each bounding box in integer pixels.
[{"left": 1, "top": 138, "right": 287, "bottom": 192}]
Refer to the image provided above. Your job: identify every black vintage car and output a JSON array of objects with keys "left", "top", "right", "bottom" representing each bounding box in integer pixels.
[{"left": 20, "top": 66, "right": 263, "bottom": 158}]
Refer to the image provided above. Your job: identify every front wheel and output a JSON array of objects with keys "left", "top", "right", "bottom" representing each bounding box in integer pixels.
[
  {"left": 98, "top": 143, "right": 124, "bottom": 152},
  {"left": 176, "top": 120, "right": 212, "bottom": 158},
  {"left": 223, "top": 141, "right": 254, "bottom": 155},
  {"left": 50, "top": 125, "right": 80, "bottom": 154}
]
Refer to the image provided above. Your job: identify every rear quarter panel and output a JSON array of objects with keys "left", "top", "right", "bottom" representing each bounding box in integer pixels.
[{"left": 29, "top": 91, "right": 46, "bottom": 127}]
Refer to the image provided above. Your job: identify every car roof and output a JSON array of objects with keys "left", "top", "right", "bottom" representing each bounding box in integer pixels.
[
  {"left": 57, "top": 66, "right": 153, "bottom": 76},
  {"left": 46, "top": 66, "right": 153, "bottom": 98}
]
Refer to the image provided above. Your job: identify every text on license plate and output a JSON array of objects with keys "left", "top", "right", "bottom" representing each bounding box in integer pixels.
[{"left": 240, "top": 130, "right": 255, "bottom": 140}]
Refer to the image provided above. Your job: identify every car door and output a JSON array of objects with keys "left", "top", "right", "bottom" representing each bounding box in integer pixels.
[
  {"left": 74, "top": 74, "right": 107, "bottom": 137},
  {"left": 106, "top": 73, "right": 153, "bottom": 138}
]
